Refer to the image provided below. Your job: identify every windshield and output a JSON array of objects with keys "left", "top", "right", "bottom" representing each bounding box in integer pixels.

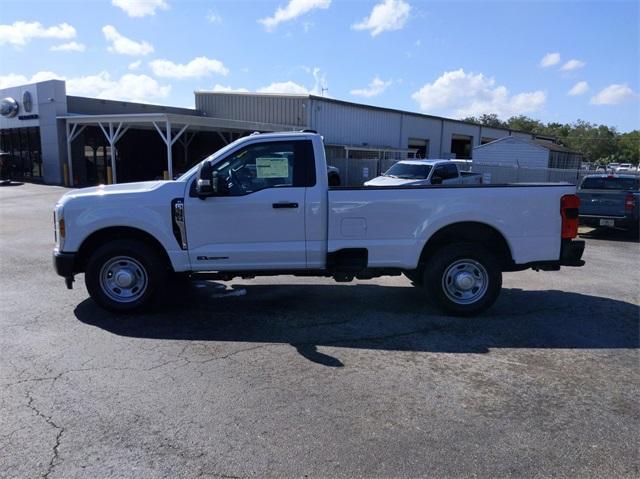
[
  {"left": 384, "top": 163, "right": 432, "bottom": 179},
  {"left": 176, "top": 138, "right": 247, "bottom": 181},
  {"left": 580, "top": 176, "right": 639, "bottom": 191}
]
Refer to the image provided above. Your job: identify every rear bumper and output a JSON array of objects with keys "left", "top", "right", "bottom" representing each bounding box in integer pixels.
[
  {"left": 560, "top": 239, "right": 585, "bottom": 267},
  {"left": 580, "top": 215, "right": 637, "bottom": 229},
  {"left": 525, "top": 239, "right": 585, "bottom": 271}
]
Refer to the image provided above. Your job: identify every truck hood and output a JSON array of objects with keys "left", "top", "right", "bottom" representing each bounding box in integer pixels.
[
  {"left": 364, "top": 176, "right": 425, "bottom": 187},
  {"left": 57, "top": 181, "right": 183, "bottom": 206}
]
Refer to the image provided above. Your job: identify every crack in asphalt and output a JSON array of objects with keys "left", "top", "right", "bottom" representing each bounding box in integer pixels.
[{"left": 26, "top": 392, "right": 64, "bottom": 479}]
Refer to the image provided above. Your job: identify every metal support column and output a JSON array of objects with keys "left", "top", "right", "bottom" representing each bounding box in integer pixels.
[
  {"left": 154, "top": 120, "right": 189, "bottom": 180},
  {"left": 98, "top": 121, "right": 128, "bottom": 183},
  {"left": 65, "top": 122, "right": 86, "bottom": 186}
]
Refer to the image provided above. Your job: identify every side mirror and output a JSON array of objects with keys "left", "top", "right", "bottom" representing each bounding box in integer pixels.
[
  {"left": 431, "top": 175, "right": 443, "bottom": 185},
  {"left": 195, "top": 162, "right": 229, "bottom": 199},
  {"left": 195, "top": 161, "right": 214, "bottom": 198}
]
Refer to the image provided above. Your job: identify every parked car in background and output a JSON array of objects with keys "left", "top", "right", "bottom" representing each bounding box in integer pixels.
[
  {"left": 577, "top": 174, "right": 639, "bottom": 232},
  {"left": 364, "top": 160, "right": 483, "bottom": 187},
  {"left": 614, "top": 163, "right": 634, "bottom": 173}
]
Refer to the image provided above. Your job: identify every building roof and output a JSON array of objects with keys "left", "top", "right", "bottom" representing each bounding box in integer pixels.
[
  {"left": 531, "top": 139, "right": 579, "bottom": 154},
  {"left": 58, "top": 112, "right": 301, "bottom": 133},
  {"left": 474, "top": 135, "right": 581, "bottom": 155},
  {"left": 195, "top": 90, "right": 556, "bottom": 141}
]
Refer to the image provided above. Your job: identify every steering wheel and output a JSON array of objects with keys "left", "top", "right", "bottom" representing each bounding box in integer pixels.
[{"left": 227, "top": 167, "right": 246, "bottom": 194}]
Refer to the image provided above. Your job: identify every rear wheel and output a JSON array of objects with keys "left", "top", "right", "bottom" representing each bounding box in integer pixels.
[
  {"left": 423, "top": 243, "right": 502, "bottom": 316},
  {"left": 85, "top": 239, "right": 168, "bottom": 312}
]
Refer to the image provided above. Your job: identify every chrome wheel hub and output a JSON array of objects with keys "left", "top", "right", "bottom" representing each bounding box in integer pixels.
[
  {"left": 99, "top": 256, "right": 148, "bottom": 303},
  {"left": 442, "top": 259, "right": 489, "bottom": 305}
]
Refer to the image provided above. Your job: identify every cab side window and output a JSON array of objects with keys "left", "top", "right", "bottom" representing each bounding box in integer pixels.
[
  {"left": 444, "top": 163, "right": 459, "bottom": 179},
  {"left": 213, "top": 140, "right": 315, "bottom": 196}
]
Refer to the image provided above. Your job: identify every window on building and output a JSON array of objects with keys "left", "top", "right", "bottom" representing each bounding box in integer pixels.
[
  {"left": 450, "top": 134, "right": 473, "bottom": 159},
  {"left": 481, "top": 137, "right": 496, "bottom": 145},
  {"left": 0, "top": 127, "right": 42, "bottom": 180},
  {"left": 408, "top": 138, "right": 429, "bottom": 159}
]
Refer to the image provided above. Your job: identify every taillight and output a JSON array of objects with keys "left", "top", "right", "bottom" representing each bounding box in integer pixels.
[
  {"left": 625, "top": 193, "right": 636, "bottom": 213},
  {"left": 561, "top": 194, "right": 580, "bottom": 239}
]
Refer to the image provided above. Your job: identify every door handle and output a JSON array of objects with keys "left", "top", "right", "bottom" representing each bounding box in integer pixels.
[{"left": 272, "top": 202, "right": 299, "bottom": 209}]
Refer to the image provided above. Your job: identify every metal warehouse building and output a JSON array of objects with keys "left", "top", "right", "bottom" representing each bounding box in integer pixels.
[{"left": 1, "top": 79, "right": 554, "bottom": 186}]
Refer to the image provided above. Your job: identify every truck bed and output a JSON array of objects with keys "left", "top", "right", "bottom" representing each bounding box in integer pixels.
[{"left": 328, "top": 183, "right": 576, "bottom": 268}]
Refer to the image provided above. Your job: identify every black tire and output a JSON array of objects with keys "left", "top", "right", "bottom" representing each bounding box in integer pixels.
[
  {"left": 85, "top": 239, "right": 168, "bottom": 313},
  {"left": 423, "top": 242, "right": 502, "bottom": 317}
]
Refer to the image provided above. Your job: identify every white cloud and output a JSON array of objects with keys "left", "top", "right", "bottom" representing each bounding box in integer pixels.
[
  {"left": 66, "top": 71, "right": 171, "bottom": 102},
  {"left": 258, "top": 81, "right": 309, "bottom": 94},
  {"left": 0, "top": 70, "right": 170, "bottom": 103},
  {"left": 206, "top": 10, "right": 222, "bottom": 23},
  {"left": 350, "top": 76, "right": 392, "bottom": 98},
  {"left": 0, "top": 71, "right": 62, "bottom": 89},
  {"left": 112, "top": 0, "right": 168, "bottom": 17},
  {"left": 212, "top": 84, "right": 250, "bottom": 93},
  {"left": 539, "top": 52, "right": 560, "bottom": 68},
  {"left": 561, "top": 59, "right": 586, "bottom": 72},
  {"left": 128, "top": 60, "right": 142, "bottom": 70},
  {"left": 50, "top": 41, "right": 85, "bottom": 52},
  {"left": 259, "top": 0, "right": 331, "bottom": 32},
  {"left": 411, "top": 69, "right": 546, "bottom": 118},
  {"left": 102, "top": 25, "right": 154, "bottom": 56},
  {"left": 568, "top": 81, "right": 589, "bottom": 96},
  {"left": 590, "top": 84, "right": 636, "bottom": 105},
  {"left": 0, "top": 21, "right": 75, "bottom": 47},
  {"left": 149, "top": 56, "right": 229, "bottom": 78},
  {"left": 352, "top": 0, "right": 411, "bottom": 37}
]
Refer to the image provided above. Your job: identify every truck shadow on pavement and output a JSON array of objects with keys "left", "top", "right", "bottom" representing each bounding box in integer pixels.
[{"left": 74, "top": 283, "right": 639, "bottom": 367}]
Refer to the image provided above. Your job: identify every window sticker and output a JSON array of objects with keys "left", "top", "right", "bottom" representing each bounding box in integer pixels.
[{"left": 255, "top": 157, "right": 290, "bottom": 178}]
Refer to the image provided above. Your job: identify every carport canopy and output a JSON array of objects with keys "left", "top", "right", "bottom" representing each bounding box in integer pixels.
[{"left": 59, "top": 112, "right": 300, "bottom": 184}]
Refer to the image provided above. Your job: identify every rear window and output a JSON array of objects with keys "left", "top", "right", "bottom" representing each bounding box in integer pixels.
[
  {"left": 580, "top": 177, "right": 639, "bottom": 190},
  {"left": 385, "top": 163, "right": 432, "bottom": 179}
]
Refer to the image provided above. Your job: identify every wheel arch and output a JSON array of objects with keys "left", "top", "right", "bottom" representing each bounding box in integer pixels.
[
  {"left": 418, "top": 221, "right": 515, "bottom": 271},
  {"left": 76, "top": 226, "right": 173, "bottom": 273}
]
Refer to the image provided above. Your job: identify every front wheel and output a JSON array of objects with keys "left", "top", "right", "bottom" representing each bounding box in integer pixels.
[
  {"left": 85, "top": 239, "right": 168, "bottom": 313},
  {"left": 423, "top": 243, "right": 502, "bottom": 316}
]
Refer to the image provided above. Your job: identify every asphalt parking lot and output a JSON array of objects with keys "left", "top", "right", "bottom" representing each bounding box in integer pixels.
[{"left": 1, "top": 182, "right": 638, "bottom": 479}]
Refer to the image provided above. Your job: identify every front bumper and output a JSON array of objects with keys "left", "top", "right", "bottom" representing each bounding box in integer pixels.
[{"left": 52, "top": 250, "right": 77, "bottom": 289}]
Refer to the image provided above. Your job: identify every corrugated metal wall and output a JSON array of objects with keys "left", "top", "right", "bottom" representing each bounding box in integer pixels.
[
  {"left": 472, "top": 137, "right": 549, "bottom": 167},
  {"left": 309, "top": 98, "right": 402, "bottom": 147},
  {"left": 195, "top": 93, "right": 308, "bottom": 127},
  {"left": 194, "top": 93, "right": 539, "bottom": 160}
]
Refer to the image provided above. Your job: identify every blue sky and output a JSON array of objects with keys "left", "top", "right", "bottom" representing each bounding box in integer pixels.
[{"left": 0, "top": 0, "right": 638, "bottom": 131}]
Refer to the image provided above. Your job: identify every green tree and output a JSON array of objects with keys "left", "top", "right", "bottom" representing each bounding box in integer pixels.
[
  {"left": 616, "top": 130, "right": 640, "bottom": 165},
  {"left": 462, "top": 113, "right": 506, "bottom": 128},
  {"left": 505, "top": 115, "right": 545, "bottom": 134}
]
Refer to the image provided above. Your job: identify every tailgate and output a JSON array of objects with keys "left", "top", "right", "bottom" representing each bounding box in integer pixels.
[{"left": 578, "top": 189, "right": 627, "bottom": 217}]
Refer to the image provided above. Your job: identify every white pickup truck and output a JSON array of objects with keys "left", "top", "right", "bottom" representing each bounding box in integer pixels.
[
  {"left": 53, "top": 131, "right": 585, "bottom": 316},
  {"left": 364, "top": 160, "right": 483, "bottom": 187}
]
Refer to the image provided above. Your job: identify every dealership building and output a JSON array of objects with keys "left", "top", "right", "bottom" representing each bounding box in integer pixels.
[{"left": 0, "top": 79, "right": 554, "bottom": 186}]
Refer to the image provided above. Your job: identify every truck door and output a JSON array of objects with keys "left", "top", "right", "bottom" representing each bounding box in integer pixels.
[{"left": 184, "top": 139, "right": 316, "bottom": 271}]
